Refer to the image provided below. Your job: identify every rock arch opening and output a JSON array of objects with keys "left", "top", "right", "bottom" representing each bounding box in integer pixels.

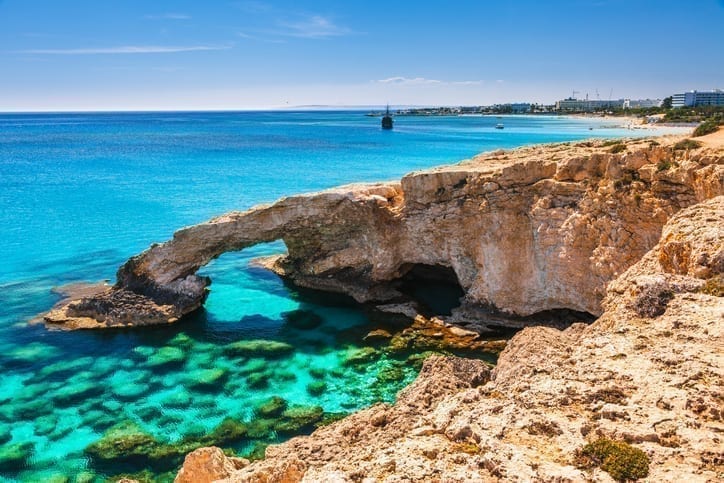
[{"left": 394, "top": 263, "right": 465, "bottom": 316}]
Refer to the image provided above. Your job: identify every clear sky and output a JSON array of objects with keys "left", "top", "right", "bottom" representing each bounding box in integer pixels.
[{"left": 1, "top": 0, "right": 722, "bottom": 111}]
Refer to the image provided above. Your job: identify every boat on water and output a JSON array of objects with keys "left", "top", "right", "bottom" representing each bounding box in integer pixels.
[
  {"left": 495, "top": 123, "right": 504, "bottom": 129},
  {"left": 381, "top": 105, "right": 393, "bottom": 130}
]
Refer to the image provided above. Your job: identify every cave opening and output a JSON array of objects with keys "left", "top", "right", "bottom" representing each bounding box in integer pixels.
[{"left": 395, "top": 263, "right": 465, "bottom": 316}]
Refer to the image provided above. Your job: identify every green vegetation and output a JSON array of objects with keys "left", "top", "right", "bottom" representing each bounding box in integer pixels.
[
  {"left": 613, "top": 169, "right": 639, "bottom": 190},
  {"left": 609, "top": 143, "right": 627, "bottom": 154},
  {"left": 693, "top": 120, "right": 720, "bottom": 137},
  {"left": 453, "top": 442, "right": 481, "bottom": 455},
  {"left": 661, "top": 96, "right": 673, "bottom": 109},
  {"left": 601, "top": 139, "right": 624, "bottom": 147},
  {"left": 656, "top": 159, "right": 673, "bottom": 172},
  {"left": 575, "top": 439, "right": 649, "bottom": 481},
  {"left": 700, "top": 275, "right": 724, "bottom": 297},
  {"left": 663, "top": 105, "right": 724, "bottom": 124},
  {"left": 673, "top": 139, "right": 702, "bottom": 151}
]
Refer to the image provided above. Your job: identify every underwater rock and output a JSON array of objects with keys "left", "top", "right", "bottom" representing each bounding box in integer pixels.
[
  {"left": 246, "top": 372, "right": 271, "bottom": 389},
  {"left": 0, "top": 441, "right": 33, "bottom": 470},
  {"left": 169, "top": 332, "right": 194, "bottom": 348},
  {"left": 146, "top": 346, "right": 186, "bottom": 367},
  {"left": 202, "top": 418, "right": 248, "bottom": 446},
  {"left": 38, "top": 356, "right": 95, "bottom": 379},
  {"left": 246, "top": 418, "right": 276, "bottom": 439},
  {"left": 85, "top": 421, "right": 157, "bottom": 462},
  {"left": 306, "top": 381, "right": 327, "bottom": 397},
  {"left": 0, "top": 425, "right": 11, "bottom": 445},
  {"left": 405, "top": 351, "right": 437, "bottom": 371},
  {"left": 86, "top": 420, "right": 193, "bottom": 471},
  {"left": 274, "top": 406, "right": 324, "bottom": 434},
  {"left": 375, "top": 366, "right": 405, "bottom": 385},
  {"left": 135, "top": 405, "right": 164, "bottom": 422},
  {"left": 223, "top": 339, "right": 294, "bottom": 358},
  {"left": 282, "top": 309, "right": 323, "bottom": 330},
  {"left": 246, "top": 442, "right": 269, "bottom": 461},
  {"left": 12, "top": 399, "right": 47, "bottom": 420},
  {"left": 273, "top": 370, "right": 297, "bottom": 382},
  {"left": 74, "top": 471, "right": 97, "bottom": 483},
  {"left": 52, "top": 381, "right": 104, "bottom": 407},
  {"left": 256, "top": 396, "right": 288, "bottom": 418},
  {"left": 186, "top": 368, "right": 228, "bottom": 390},
  {"left": 342, "top": 347, "right": 378, "bottom": 367},
  {"left": 238, "top": 358, "right": 268, "bottom": 375},
  {"left": 133, "top": 345, "right": 155, "bottom": 359},
  {"left": 9, "top": 342, "right": 59, "bottom": 362},
  {"left": 161, "top": 390, "right": 193, "bottom": 409},
  {"left": 112, "top": 382, "right": 149, "bottom": 400},
  {"left": 309, "top": 367, "right": 326, "bottom": 379},
  {"left": 83, "top": 410, "right": 116, "bottom": 431},
  {"left": 38, "top": 473, "right": 69, "bottom": 483}
]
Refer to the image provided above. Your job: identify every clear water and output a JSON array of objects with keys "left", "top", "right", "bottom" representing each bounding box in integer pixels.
[{"left": 0, "top": 112, "right": 678, "bottom": 482}]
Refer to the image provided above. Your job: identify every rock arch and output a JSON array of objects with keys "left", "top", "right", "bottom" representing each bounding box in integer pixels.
[{"left": 45, "top": 139, "right": 724, "bottom": 330}]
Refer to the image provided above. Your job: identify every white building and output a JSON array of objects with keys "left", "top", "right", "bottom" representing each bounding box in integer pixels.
[
  {"left": 555, "top": 98, "right": 624, "bottom": 111},
  {"left": 671, "top": 90, "right": 724, "bottom": 108},
  {"left": 623, "top": 99, "right": 662, "bottom": 109}
]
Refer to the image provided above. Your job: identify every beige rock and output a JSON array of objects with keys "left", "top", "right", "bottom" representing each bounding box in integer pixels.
[
  {"left": 45, "top": 136, "right": 724, "bottom": 330},
  {"left": 183, "top": 197, "right": 723, "bottom": 482},
  {"left": 175, "top": 446, "right": 248, "bottom": 483}
]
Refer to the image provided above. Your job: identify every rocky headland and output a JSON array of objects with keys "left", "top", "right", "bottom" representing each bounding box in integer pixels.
[
  {"left": 46, "top": 133, "right": 722, "bottom": 331},
  {"left": 43, "top": 131, "right": 723, "bottom": 481},
  {"left": 178, "top": 194, "right": 721, "bottom": 482}
]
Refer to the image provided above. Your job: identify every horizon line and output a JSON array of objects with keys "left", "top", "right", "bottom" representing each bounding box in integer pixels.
[{"left": 0, "top": 103, "right": 562, "bottom": 114}]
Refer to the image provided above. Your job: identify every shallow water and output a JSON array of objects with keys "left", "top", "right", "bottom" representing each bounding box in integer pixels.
[{"left": 0, "top": 112, "right": 680, "bottom": 481}]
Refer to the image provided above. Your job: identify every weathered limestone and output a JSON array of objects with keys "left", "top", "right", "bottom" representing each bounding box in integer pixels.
[
  {"left": 179, "top": 196, "right": 724, "bottom": 482},
  {"left": 174, "top": 447, "right": 249, "bottom": 483},
  {"left": 45, "top": 134, "right": 724, "bottom": 329}
]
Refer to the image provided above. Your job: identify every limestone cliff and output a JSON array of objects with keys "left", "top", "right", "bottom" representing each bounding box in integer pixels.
[
  {"left": 178, "top": 196, "right": 723, "bottom": 482},
  {"left": 45, "top": 134, "right": 723, "bottom": 330}
]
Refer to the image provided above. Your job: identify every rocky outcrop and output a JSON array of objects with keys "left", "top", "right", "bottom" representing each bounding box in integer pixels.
[
  {"left": 174, "top": 447, "right": 249, "bottom": 483},
  {"left": 178, "top": 196, "right": 724, "bottom": 482},
  {"left": 45, "top": 135, "right": 724, "bottom": 329}
]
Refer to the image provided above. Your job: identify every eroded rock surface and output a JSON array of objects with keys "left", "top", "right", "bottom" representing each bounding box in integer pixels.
[
  {"left": 174, "top": 447, "right": 249, "bottom": 483},
  {"left": 46, "top": 135, "right": 723, "bottom": 330},
  {"left": 178, "top": 196, "right": 724, "bottom": 482}
]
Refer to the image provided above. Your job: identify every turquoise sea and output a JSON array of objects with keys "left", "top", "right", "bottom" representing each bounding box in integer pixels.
[{"left": 0, "top": 111, "right": 674, "bottom": 482}]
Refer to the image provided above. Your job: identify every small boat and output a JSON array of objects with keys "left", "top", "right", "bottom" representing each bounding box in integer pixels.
[
  {"left": 495, "top": 123, "right": 504, "bottom": 129},
  {"left": 381, "top": 104, "right": 393, "bottom": 130}
]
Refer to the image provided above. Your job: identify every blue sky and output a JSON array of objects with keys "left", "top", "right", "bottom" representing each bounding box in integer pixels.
[{"left": 1, "top": 0, "right": 722, "bottom": 111}]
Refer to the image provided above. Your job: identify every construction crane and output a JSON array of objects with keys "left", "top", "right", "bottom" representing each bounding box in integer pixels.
[
  {"left": 596, "top": 89, "right": 600, "bottom": 100},
  {"left": 572, "top": 90, "right": 580, "bottom": 100}
]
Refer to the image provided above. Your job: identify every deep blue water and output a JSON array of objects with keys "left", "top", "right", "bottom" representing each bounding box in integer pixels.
[{"left": 0, "top": 111, "right": 675, "bottom": 481}]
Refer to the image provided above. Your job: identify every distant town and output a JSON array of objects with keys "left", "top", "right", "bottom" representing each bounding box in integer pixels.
[{"left": 372, "top": 89, "right": 724, "bottom": 117}]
